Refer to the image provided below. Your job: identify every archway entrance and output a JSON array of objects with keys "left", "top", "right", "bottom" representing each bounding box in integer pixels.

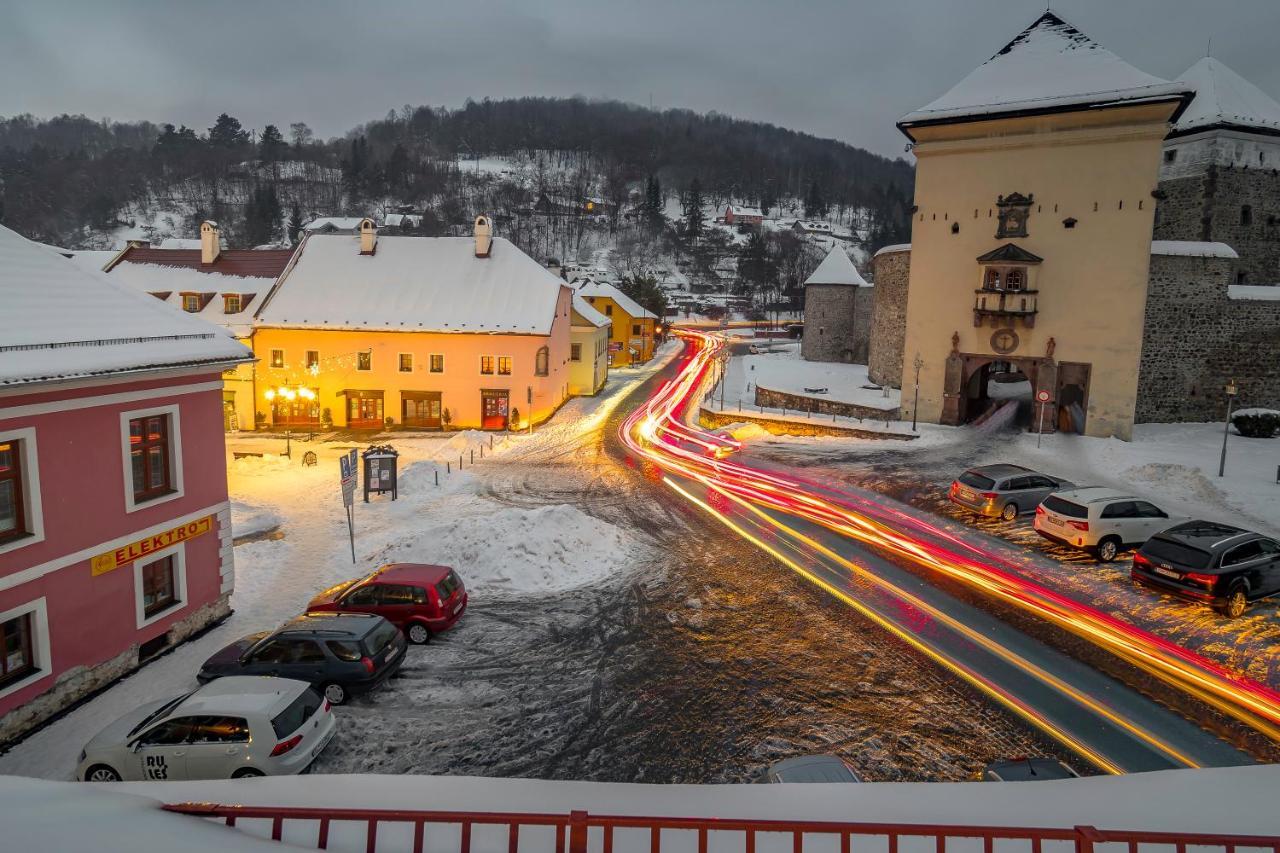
[{"left": 958, "top": 355, "right": 1040, "bottom": 425}]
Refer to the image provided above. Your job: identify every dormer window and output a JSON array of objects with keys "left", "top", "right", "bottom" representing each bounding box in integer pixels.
[
  {"left": 223, "top": 294, "right": 242, "bottom": 314},
  {"left": 182, "top": 294, "right": 200, "bottom": 313}
]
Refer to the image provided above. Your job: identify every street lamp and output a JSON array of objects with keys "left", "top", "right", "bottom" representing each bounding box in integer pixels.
[
  {"left": 911, "top": 353, "right": 924, "bottom": 432},
  {"left": 1218, "top": 377, "right": 1238, "bottom": 478}
]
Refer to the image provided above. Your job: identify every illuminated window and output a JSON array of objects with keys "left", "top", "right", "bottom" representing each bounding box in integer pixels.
[
  {"left": 398, "top": 353, "right": 413, "bottom": 373},
  {"left": 223, "top": 294, "right": 242, "bottom": 314},
  {"left": 0, "top": 612, "right": 34, "bottom": 689},
  {"left": 570, "top": 343, "right": 582, "bottom": 362},
  {"left": 497, "top": 356, "right": 512, "bottom": 375},
  {"left": 141, "top": 555, "right": 177, "bottom": 618},
  {"left": 480, "top": 356, "right": 495, "bottom": 375},
  {"left": 182, "top": 294, "right": 201, "bottom": 313},
  {"left": 0, "top": 441, "right": 25, "bottom": 545},
  {"left": 357, "top": 352, "right": 372, "bottom": 371},
  {"left": 429, "top": 354, "right": 444, "bottom": 373},
  {"left": 128, "top": 415, "right": 173, "bottom": 503},
  {"left": 305, "top": 350, "right": 319, "bottom": 369},
  {"left": 270, "top": 349, "right": 284, "bottom": 369}
]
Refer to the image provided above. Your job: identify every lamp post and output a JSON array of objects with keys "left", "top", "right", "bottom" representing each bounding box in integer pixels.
[
  {"left": 1218, "top": 377, "right": 1238, "bottom": 478},
  {"left": 911, "top": 353, "right": 924, "bottom": 432}
]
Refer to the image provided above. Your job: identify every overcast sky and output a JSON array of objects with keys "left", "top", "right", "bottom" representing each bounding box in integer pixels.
[{"left": 3, "top": 0, "right": 1277, "bottom": 160}]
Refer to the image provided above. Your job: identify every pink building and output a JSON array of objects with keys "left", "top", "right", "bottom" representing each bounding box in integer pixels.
[
  {"left": 0, "top": 225, "right": 252, "bottom": 743},
  {"left": 724, "top": 204, "right": 764, "bottom": 227}
]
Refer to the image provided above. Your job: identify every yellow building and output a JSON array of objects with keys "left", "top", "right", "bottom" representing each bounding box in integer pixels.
[
  {"left": 568, "top": 294, "right": 610, "bottom": 395},
  {"left": 574, "top": 280, "right": 659, "bottom": 366},
  {"left": 894, "top": 12, "right": 1193, "bottom": 439},
  {"left": 252, "top": 217, "right": 574, "bottom": 431}
]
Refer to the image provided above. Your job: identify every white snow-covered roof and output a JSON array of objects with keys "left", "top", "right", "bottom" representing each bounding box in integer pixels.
[
  {"left": 574, "top": 280, "right": 658, "bottom": 319},
  {"left": 1150, "top": 240, "right": 1239, "bottom": 259},
  {"left": 873, "top": 243, "right": 912, "bottom": 258},
  {"left": 1228, "top": 284, "right": 1280, "bottom": 301},
  {"left": 804, "top": 246, "right": 869, "bottom": 287},
  {"left": 1173, "top": 57, "right": 1280, "bottom": 136},
  {"left": 727, "top": 204, "right": 764, "bottom": 218},
  {"left": 570, "top": 294, "right": 610, "bottom": 328},
  {"left": 900, "top": 12, "right": 1191, "bottom": 130},
  {"left": 794, "top": 220, "right": 833, "bottom": 233},
  {"left": 105, "top": 263, "right": 264, "bottom": 339},
  {"left": 255, "top": 234, "right": 567, "bottom": 335},
  {"left": 0, "top": 225, "right": 251, "bottom": 387},
  {"left": 303, "top": 217, "right": 366, "bottom": 232}
]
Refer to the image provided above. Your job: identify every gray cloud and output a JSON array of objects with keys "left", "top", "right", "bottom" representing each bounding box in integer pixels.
[{"left": 2, "top": 0, "right": 1276, "bottom": 158}]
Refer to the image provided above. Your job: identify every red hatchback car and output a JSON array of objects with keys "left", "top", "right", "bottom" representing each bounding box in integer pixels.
[{"left": 308, "top": 563, "right": 467, "bottom": 645}]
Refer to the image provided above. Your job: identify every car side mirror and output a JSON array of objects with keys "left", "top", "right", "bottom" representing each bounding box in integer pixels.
[{"left": 130, "top": 739, "right": 143, "bottom": 753}]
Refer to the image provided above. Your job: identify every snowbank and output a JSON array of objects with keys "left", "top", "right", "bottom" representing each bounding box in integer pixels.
[
  {"left": 229, "top": 500, "right": 282, "bottom": 540},
  {"left": 723, "top": 344, "right": 901, "bottom": 412}
]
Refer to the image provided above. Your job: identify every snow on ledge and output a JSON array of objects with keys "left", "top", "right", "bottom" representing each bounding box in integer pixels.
[
  {"left": 873, "top": 243, "right": 911, "bottom": 259},
  {"left": 1228, "top": 284, "right": 1280, "bottom": 301},
  {"left": 1150, "top": 240, "right": 1238, "bottom": 259}
]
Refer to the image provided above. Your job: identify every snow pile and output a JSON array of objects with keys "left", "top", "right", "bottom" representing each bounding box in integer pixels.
[
  {"left": 371, "top": 503, "right": 636, "bottom": 596},
  {"left": 722, "top": 344, "right": 901, "bottom": 412},
  {"left": 430, "top": 429, "right": 513, "bottom": 459},
  {"left": 229, "top": 500, "right": 282, "bottom": 540}
]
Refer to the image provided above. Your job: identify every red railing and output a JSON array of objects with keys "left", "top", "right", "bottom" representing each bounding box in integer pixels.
[{"left": 162, "top": 803, "right": 1280, "bottom": 853}]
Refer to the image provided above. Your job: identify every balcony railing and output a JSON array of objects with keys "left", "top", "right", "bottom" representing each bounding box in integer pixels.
[
  {"left": 161, "top": 802, "right": 1280, "bottom": 853},
  {"left": 973, "top": 288, "right": 1038, "bottom": 327}
]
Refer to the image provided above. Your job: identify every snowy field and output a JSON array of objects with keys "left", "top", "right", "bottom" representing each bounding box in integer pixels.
[{"left": 719, "top": 343, "right": 901, "bottom": 413}]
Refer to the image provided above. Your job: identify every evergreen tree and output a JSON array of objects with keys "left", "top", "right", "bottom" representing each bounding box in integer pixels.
[
  {"left": 644, "top": 174, "right": 664, "bottom": 232},
  {"left": 258, "top": 124, "right": 286, "bottom": 164},
  {"left": 681, "top": 177, "right": 705, "bottom": 243},
  {"left": 208, "top": 113, "right": 249, "bottom": 148},
  {"left": 620, "top": 273, "right": 669, "bottom": 320},
  {"left": 804, "top": 179, "right": 827, "bottom": 219},
  {"left": 287, "top": 202, "right": 304, "bottom": 245},
  {"left": 737, "top": 231, "right": 776, "bottom": 296},
  {"left": 243, "top": 183, "right": 284, "bottom": 246}
]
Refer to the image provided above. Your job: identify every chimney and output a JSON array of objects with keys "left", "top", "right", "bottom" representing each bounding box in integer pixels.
[
  {"left": 200, "top": 220, "right": 220, "bottom": 264},
  {"left": 474, "top": 215, "right": 492, "bottom": 258},
  {"left": 359, "top": 218, "right": 377, "bottom": 255}
]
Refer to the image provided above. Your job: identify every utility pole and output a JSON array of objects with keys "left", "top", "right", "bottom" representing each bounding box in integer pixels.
[
  {"left": 1218, "top": 377, "right": 1238, "bottom": 477},
  {"left": 911, "top": 353, "right": 924, "bottom": 432}
]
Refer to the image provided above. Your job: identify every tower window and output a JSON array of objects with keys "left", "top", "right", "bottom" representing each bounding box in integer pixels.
[
  {"left": 1164, "top": 150, "right": 1176, "bottom": 164},
  {"left": 1241, "top": 205, "right": 1253, "bottom": 226}
]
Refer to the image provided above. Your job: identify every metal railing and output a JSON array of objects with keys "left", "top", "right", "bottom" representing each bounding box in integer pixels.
[{"left": 162, "top": 803, "right": 1280, "bottom": 853}]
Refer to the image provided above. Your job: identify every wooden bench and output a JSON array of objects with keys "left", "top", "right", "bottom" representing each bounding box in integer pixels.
[{"left": 232, "top": 451, "right": 264, "bottom": 460}]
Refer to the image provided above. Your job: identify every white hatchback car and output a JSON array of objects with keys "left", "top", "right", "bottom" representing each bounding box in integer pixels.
[
  {"left": 1034, "top": 487, "right": 1182, "bottom": 562},
  {"left": 77, "top": 676, "right": 335, "bottom": 782}
]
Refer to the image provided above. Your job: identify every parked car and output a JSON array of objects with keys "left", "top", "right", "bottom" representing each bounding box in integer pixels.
[
  {"left": 981, "top": 758, "right": 1079, "bottom": 781},
  {"left": 1132, "top": 521, "right": 1280, "bottom": 617},
  {"left": 198, "top": 613, "right": 406, "bottom": 705},
  {"left": 77, "top": 676, "right": 335, "bottom": 782},
  {"left": 307, "top": 563, "right": 468, "bottom": 644},
  {"left": 948, "top": 464, "right": 1075, "bottom": 521},
  {"left": 1034, "top": 488, "right": 1182, "bottom": 561},
  {"left": 766, "top": 755, "right": 862, "bottom": 783}
]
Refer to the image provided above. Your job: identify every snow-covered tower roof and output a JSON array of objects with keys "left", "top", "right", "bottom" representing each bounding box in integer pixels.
[
  {"left": 804, "top": 246, "right": 868, "bottom": 287},
  {"left": 1171, "top": 57, "right": 1280, "bottom": 138},
  {"left": 898, "top": 11, "right": 1192, "bottom": 137}
]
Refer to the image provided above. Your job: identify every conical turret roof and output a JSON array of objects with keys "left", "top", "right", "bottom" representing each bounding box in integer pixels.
[
  {"left": 1172, "top": 56, "right": 1280, "bottom": 137},
  {"left": 804, "top": 246, "right": 868, "bottom": 287}
]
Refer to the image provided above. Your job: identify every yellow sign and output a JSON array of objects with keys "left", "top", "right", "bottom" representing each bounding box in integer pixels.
[{"left": 91, "top": 516, "right": 214, "bottom": 576}]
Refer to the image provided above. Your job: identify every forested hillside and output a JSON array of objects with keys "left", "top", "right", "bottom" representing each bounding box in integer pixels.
[{"left": 0, "top": 97, "right": 913, "bottom": 252}]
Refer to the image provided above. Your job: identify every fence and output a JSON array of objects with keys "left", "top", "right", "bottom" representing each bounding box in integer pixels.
[{"left": 161, "top": 803, "right": 1280, "bottom": 853}]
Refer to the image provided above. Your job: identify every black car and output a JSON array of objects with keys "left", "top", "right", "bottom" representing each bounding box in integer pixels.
[
  {"left": 198, "top": 613, "right": 406, "bottom": 704},
  {"left": 1132, "top": 521, "right": 1280, "bottom": 618}
]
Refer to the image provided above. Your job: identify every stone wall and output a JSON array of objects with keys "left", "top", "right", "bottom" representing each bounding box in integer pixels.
[
  {"left": 801, "top": 284, "right": 873, "bottom": 363},
  {"left": 0, "top": 593, "right": 231, "bottom": 746},
  {"left": 1136, "top": 254, "right": 1280, "bottom": 422},
  {"left": 699, "top": 407, "right": 915, "bottom": 440},
  {"left": 754, "top": 385, "right": 901, "bottom": 421},
  {"left": 1156, "top": 160, "right": 1280, "bottom": 285},
  {"left": 867, "top": 247, "right": 910, "bottom": 388}
]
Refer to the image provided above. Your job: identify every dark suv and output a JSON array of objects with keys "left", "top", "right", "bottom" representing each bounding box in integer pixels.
[
  {"left": 198, "top": 613, "right": 406, "bottom": 705},
  {"left": 1132, "top": 521, "right": 1280, "bottom": 617}
]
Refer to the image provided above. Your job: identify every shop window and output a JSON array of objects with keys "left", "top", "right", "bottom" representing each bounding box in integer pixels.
[
  {"left": 480, "top": 355, "right": 495, "bottom": 375},
  {"left": 632, "top": 324, "right": 642, "bottom": 335},
  {"left": 429, "top": 354, "right": 444, "bottom": 373},
  {"left": 141, "top": 555, "right": 178, "bottom": 618},
  {"left": 305, "top": 350, "right": 319, "bottom": 370},
  {"left": 128, "top": 414, "right": 174, "bottom": 504},
  {"left": 535, "top": 347, "right": 549, "bottom": 376},
  {"left": 0, "top": 612, "right": 34, "bottom": 690},
  {"left": 357, "top": 351, "right": 372, "bottom": 371},
  {"left": 398, "top": 353, "right": 413, "bottom": 373},
  {"left": 570, "top": 343, "right": 582, "bottom": 362},
  {"left": 270, "top": 349, "right": 284, "bottom": 369},
  {"left": 223, "top": 294, "right": 242, "bottom": 314},
  {"left": 498, "top": 356, "right": 513, "bottom": 376}
]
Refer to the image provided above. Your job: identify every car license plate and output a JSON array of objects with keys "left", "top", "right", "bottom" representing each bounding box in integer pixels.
[
  {"left": 1154, "top": 567, "right": 1180, "bottom": 579},
  {"left": 453, "top": 601, "right": 464, "bottom": 615},
  {"left": 1045, "top": 515, "right": 1062, "bottom": 527},
  {"left": 958, "top": 488, "right": 975, "bottom": 500}
]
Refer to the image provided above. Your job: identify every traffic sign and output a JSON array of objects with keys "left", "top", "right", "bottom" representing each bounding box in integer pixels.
[{"left": 1035, "top": 390, "right": 1051, "bottom": 403}]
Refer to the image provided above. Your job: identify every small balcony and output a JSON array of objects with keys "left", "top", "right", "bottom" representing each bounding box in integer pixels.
[{"left": 973, "top": 288, "right": 1038, "bottom": 328}]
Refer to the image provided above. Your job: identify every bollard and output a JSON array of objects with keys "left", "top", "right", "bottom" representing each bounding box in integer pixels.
[
  {"left": 480, "top": 445, "right": 484, "bottom": 459},
  {"left": 459, "top": 454, "right": 463, "bottom": 470},
  {"left": 471, "top": 449, "right": 474, "bottom": 464},
  {"left": 490, "top": 435, "right": 494, "bottom": 450},
  {"left": 447, "top": 461, "right": 451, "bottom": 474},
  {"left": 435, "top": 469, "right": 439, "bottom": 487}
]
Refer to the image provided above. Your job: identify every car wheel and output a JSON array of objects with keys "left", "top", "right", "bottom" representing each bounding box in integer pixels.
[
  {"left": 407, "top": 623, "right": 431, "bottom": 645},
  {"left": 232, "top": 767, "right": 265, "bottom": 779},
  {"left": 322, "top": 682, "right": 348, "bottom": 705},
  {"left": 1000, "top": 502, "right": 1019, "bottom": 522},
  {"left": 1096, "top": 537, "right": 1121, "bottom": 562},
  {"left": 1220, "top": 585, "right": 1249, "bottom": 619},
  {"left": 85, "top": 764, "right": 121, "bottom": 782}
]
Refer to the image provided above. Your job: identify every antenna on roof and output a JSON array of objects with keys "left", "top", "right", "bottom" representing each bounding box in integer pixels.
[{"left": 1206, "top": 37, "right": 1212, "bottom": 58}]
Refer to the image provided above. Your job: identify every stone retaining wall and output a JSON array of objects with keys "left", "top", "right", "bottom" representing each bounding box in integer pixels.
[
  {"left": 699, "top": 407, "right": 916, "bottom": 440},
  {"left": 754, "top": 385, "right": 901, "bottom": 422}
]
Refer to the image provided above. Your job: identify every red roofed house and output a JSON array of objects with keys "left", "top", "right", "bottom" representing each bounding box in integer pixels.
[
  {"left": 724, "top": 204, "right": 764, "bottom": 227},
  {"left": 0, "top": 223, "right": 252, "bottom": 744},
  {"left": 102, "top": 221, "right": 296, "bottom": 430}
]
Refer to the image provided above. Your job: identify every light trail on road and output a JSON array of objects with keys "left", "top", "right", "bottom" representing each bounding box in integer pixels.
[{"left": 621, "top": 329, "right": 1280, "bottom": 771}]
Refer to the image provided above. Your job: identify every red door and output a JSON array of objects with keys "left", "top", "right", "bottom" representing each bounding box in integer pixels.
[{"left": 481, "top": 390, "right": 509, "bottom": 430}]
